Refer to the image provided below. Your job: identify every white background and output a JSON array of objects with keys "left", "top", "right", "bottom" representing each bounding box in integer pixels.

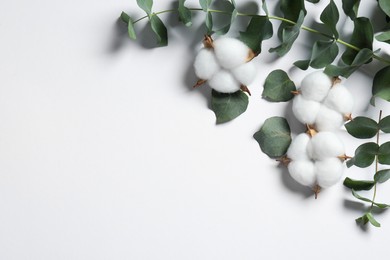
[{"left": 1, "top": 0, "right": 390, "bottom": 259}]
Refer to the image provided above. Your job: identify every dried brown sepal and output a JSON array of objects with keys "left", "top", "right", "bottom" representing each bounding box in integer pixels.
[
  {"left": 291, "top": 90, "right": 301, "bottom": 95},
  {"left": 338, "top": 154, "right": 352, "bottom": 162},
  {"left": 344, "top": 113, "right": 352, "bottom": 121},
  {"left": 276, "top": 155, "right": 291, "bottom": 166},
  {"left": 240, "top": 85, "right": 251, "bottom": 96},
  {"left": 306, "top": 124, "right": 317, "bottom": 137},
  {"left": 331, "top": 76, "right": 342, "bottom": 86},
  {"left": 193, "top": 79, "right": 207, "bottom": 88},
  {"left": 203, "top": 35, "right": 214, "bottom": 49},
  {"left": 246, "top": 49, "right": 256, "bottom": 62},
  {"left": 313, "top": 184, "right": 321, "bottom": 199}
]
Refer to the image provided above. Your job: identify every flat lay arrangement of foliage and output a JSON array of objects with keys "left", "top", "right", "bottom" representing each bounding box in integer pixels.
[{"left": 120, "top": 0, "right": 390, "bottom": 228}]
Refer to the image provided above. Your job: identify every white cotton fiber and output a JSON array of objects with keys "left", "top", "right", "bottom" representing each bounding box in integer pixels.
[
  {"left": 315, "top": 158, "right": 344, "bottom": 188},
  {"left": 231, "top": 62, "right": 256, "bottom": 86},
  {"left": 213, "top": 37, "right": 249, "bottom": 69},
  {"left": 300, "top": 71, "right": 332, "bottom": 102},
  {"left": 194, "top": 48, "right": 220, "bottom": 80},
  {"left": 323, "top": 84, "right": 354, "bottom": 115},
  {"left": 209, "top": 70, "right": 241, "bottom": 93},
  {"left": 292, "top": 94, "right": 321, "bottom": 125},
  {"left": 287, "top": 133, "right": 311, "bottom": 161},
  {"left": 315, "top": 105, "right": 344, "bottom": 131},
  {"left": 288, "top": 160, "right": 317, "bottom": 187},
  {"left": 307, "top": 131, "right": 345, "bottom": 160}
]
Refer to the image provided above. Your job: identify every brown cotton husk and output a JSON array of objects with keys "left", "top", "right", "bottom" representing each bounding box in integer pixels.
[
  {"left": 193, "top": 79, "right": 207, "bottom": 88},
  {"left": 313, "top": 184, "right": 321, "bottom": 199},
  {"left": 276, "top": 155, "right": 291, "bottom": 166},
  {"left": 203, "top": 35, "right": 214, "bottom": 49}
]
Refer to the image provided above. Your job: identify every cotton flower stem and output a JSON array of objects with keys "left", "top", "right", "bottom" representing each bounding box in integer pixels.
[
  {"left": 203, "top": 35, "right": 214, "bottom": 49},
  {"left": 193, "top": 79, "right": 207, "bottom": 88},
  {"left": 313, "top": 184, "right": 321, "bottom": 199}
]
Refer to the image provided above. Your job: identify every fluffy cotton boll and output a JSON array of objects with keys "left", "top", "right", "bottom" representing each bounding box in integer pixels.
[
  {"left": 315, "top": 105, "right": 344, "bottom": 131},
  {"left": 194, "top": 48, "right": 220, "bottom": 80},
  {"left": 287, "top": 133, "right": 311, "bottom": 161},
  {"left": 288, "top": 160, "right": 317, "bottom": 187},
  {"left": 231, "top": 62, "right": 256, "bottom": 86},
  {"left": 323, "top": 84, "right": 354, "bottom": 115},
  {"left": 209, "top": 70, "right": 241, "bottom": 93},
  {"left": 213, "top": 37, "right": 250, "bottom": 69},
  {"left": 300, "top": 71, "right": 332, "bottom": 102},
  {"left": 307, "top": 131, "right": 345, "bottom": 160},
  {"left": 292, "top": 94, "right": 321, "bottom": 125},
  {"left": 315, "top": 158, "right": 344, "bottom": 188}
]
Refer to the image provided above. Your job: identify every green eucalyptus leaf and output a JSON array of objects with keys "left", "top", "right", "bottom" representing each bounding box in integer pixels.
[
  {"left": 372, "top": 65, "right": 390, "bottom": 103},
  {"left": 352, "top": 189, "right": 373, "bottom": 203},
  {"left": 253, "top": 117, "right": 292, "bottom": 158},
  {"left": 310, "top": 40, "right": 339, "bottom": 68},
  {"left": 374, "top": 169, "right": 390, "bottom": 183},
  {"left": 378, "top": 142, "right": 390, "bottom": 165},
  {"left": 150, "top": 14, "right": 168, "bottom": 46},
  {"left": 379, "top": 116, "right": 390, "bottom": 133},
  {"left": 366, "top": 212, "right": 381, "bottom": 227},
  {"left": 345, "top": 116, "right": 378, "bottom": 138},
  {"left": 306, "top": 0, "right": 320, "bottom": 3},
  {"left": 374, "top": 203, "right": 390, "bottom": 209},
  {"left": 206, "top": 12, "right": 213, "bottom": 33},
  {"left": 280, "top": 0, "right": 306, "bottom": 22},
  {"left": 262, "top": 0, "right": 269, "bottom": 15},
  {"left": 199, "top": 0, "right": 212, "bottom": 11},
  {"left": 178, "top": 0, "right": 192, "bottom": 27},
  {"left": 320, "top": 0, "right": 339, "bottom": 39},
  {"left": 211, "top": 90, "right": 249, "bottom": 124},
  {"left": 137, "top": 0, "right": 153, "bottom": 15},
  {"left": 294, "top": 60, "right": 310, "bottom": 70},
  {"left": 375, "top": 31, "right": 390, "bottom": 43},
  {"left": 342, "top": 0, "right": 360, "bottom": 20},
  {"left": 269, "top": 11, "right": 305, "bottom": 56},
  {"left": 356, "top": 214, "right": 369, "bottom": 225},
  {"left": 343, "top": 177, "right": 375, "bottom": 191},
  {"left": 239, "top": 15, "right": 273, "bottom": 54},
  {"left": 379, "top": 0, "right": 390, "bottom": 17},
  {"left": 120, "top": 12, "right": 137, "bottom": 40},
  {"left": 324, "top": 48, "right": 373, "bottom": 78},
  {"left": 341, "top": 17, "right": 373, "bottom": 65},
  {"left": 216, "top": 2, "right": 237, "bottom": 35},
  {"left": 349, "top": 142, "right": 379, "bottom": 168},
  {"left": 263, "top": 70, "right": 296, "bottom": 102}
]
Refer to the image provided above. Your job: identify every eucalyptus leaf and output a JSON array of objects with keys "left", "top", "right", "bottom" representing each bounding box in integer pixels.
[
  {"left": 306, "top": 0, "right": 320, "bottom": 3},
  {"left": 320, "top": 0, "right": 339, "bottom": 39},
  {"left": 343, "top": 177, "right": 375, "bottom": 191},
  {"left": 269, "top": 11, "right": 305, "bottom": 56},
  {"left": 199, "top": 0, "right": 212, "bottom": 11},
  {"left": 280, "top": 0, "right": 306, "bottom": 22},
  {"left": 150, "top": 14, "right": 168, "bottom": 46},
  {"left": 206, "top": 11, "right": 213, "bottom": 33},
  {"left": 120, "top": 12, "right": 137, "bottom": 40},
  {"left": 366, "top": 212, "right": 381, "bottom": 227},
  {"left": 379, "top": 0, "right": 390, "bottom": 17},
  {"left": 372, "top": 65, "right": 390, "bottom": 103},
  {"left": 349, "top": 142, "right": 379, "bottom": 168},
  {"left": 374, "top": 169, "right": 390, "bottom": 183},
  {"left": 211, "top": 90, "right": 249, "bottom": 124},
  {"left": 262, "top": 0, "right": 269, "bottom": 15},
  {"left": 378, "top": 142, "right": 390, "bottom": 165},
  {"left": 216, "top": 2, "right": 237, "bottom": 35},
  {"left": 294, "top": 60, "right": 310, "bottom": 70},
  {"left": 263, "top": 70, "right": 296, "bottom": 102},
  {"left": 374, "top": 203, "right": 390, "bottom": 209},
  {"left": 379, "top": 116, "right": 390, "bottom": 133},
  {"left": 342, "top": 0, "right": 360, "bottom": 20},
  {"left": 310, "top": 40, "right": 339, "bottom": 68},
  {"left": 137, "top": 0, "right": 153, "bottom": 15},
  {"left": 178, "top": 0, "right": 192, "bottom": 27},
  {"left": 253, "top": 117, "right": 292, "bottom": 158},
  {"left": 375, "top": 31, "right": 390, "bottom": 43},
  {"left": 239, "top": 15, "right": 273, "bottom": 54},
  {"left": 341, "top": 17, "right": 373, "bottom": 65},
  {"left": 352, "top": 189, "right": 373, "bottom": 203},
  {"left": 345, "top": 116, "right": 378, "bottom": 138},
  {"left": 356, "top": 214, "right": 369, "bottom": 225}
]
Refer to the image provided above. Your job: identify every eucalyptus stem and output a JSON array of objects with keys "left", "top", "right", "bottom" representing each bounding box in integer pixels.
[
  {"left": 371, "top": 110, "right": 383, "bottom": 210},
  {"left": 131, "top": 7, "right": 390, "bottom": 65}
]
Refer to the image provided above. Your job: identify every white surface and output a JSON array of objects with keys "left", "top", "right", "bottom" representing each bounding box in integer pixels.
[{"left": 1, "top": 0, "right": 390, "bottom": 259}]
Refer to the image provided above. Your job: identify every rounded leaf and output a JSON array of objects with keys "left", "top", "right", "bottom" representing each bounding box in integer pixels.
[
  {"left": 379, "top": 115, "right": 390, "bottom": 133},
  {"left": 350, "top": 142, "right": 379, "bottom": 168},
  {"left": 211, "top": 90, "right": 248, "bottom": 124},
  {"left": 378, "top": 142, "right": 390, "bottom": 165},
  {"left": 345, "top": 116, "right": 378, "bottom": 138},
  {"left": 263, "top": 70, "right": 296, "bottom": 102},
  {"left": 374, "top": 169, "right": 390, "bottom": 183}
]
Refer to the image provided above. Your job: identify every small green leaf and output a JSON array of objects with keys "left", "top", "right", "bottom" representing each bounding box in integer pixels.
[
  {"left": 253, "top": 117, "right": 292, "bottom": 158},
  {"left": 320, "top": 0, "right": 339, "bottom": 39},
  {"left": 343, "top": 177, "right": 375, "bottom": 191},
  {"left": 211, "top": 90, "right": 249, "bottom": 124},
  {"left": 269, "top": 11, "right": 305, "bottom": 56},
  {"left": 178, "top": 0, "right": 192, "bottom": 27},
  {"left": 216, "top": 2, "right": 237, "bottom": 35},
  {"left": 366, "top": 212, "right": 381, "bottom": 227},
  {"left": 379, "top": 0, "right": 390, "bottom": 17},
  {"left": 374, "top": 169, "right": 390, "bottom": 183},
  {"left": 341, "top": 17, "right": 373, "bottom": 65},
  {"left": 239, "top": 15, "right": 273, "bottom": 54},
  {"left": 205, "top": 12, "right": 213, "bottom": 33},
  {"left": 262, "top": 70, "right": 296, "bottom": 102},
  {"left": 372, "top": 65, "right": 390, "bottom": 103},
  {"left": 280, "top": 0, "right": 306, "bottom": 22},
  {"left": 356, "top": 214, "right": 369, "bottom": 225},
  {"left": 378, "top": 142, "right": 390, "bottom": 165},
  {"left": 342, "top": 0, "right": 361, "bottom": 20},
  {"left": 199, "top": 0, "right": 212, "bottom": 11},
  {"left": 306, "top": 0, "right": 320, "bottom": 3},
  {"left": 120, "top": 12, "right": 137, "bottom": 40},
  {"left": 261, "top": 0, "right": 269, "bottom": 15},
  {"left": 352, "top": 189, "right": 373, "bottom": 203},
  {"left": 379, "top": 116, "right": 390, "bottom": 133},
  {"left": 149, "top": 14, "right": 168, "bottom": 46},
  {"left": 349, "top": 142, "right": 379, "bottom": 168},
  {"left": 294, "top": 60, "right": 310, "bottom": 70},
  {"left": 137, "top": 0, "right": 153, "bottom": 15},
  {"left": 375, "top": 31, "right": 390, "bottom": 43},
  {"left": 310, "top": 40, "right": 339, "bottom": 69},
  {"left": 345, "top": 116, "right": 378, "bottom": 138}
]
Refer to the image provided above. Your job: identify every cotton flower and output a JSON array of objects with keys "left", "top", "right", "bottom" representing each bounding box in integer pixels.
[
  {"left": 193, "top": 48, "right": 220, "bottom": 80},
  {"left": 288, "top": 160, "right": 317, "bottom": 187},
  {"left": 315, "top": 105, "right": 344, "bottom": 131},
  {"left": 323, "top": 83, "right": 354, "bottom": 116},
  {"left": 213, "top": 37, "right": 250, "bottom": 69},
  {"left": 307, "top": 131, "right": 345, "bottom": 160},
  {"left": 209, "top": 70, "right": 241, "bottom": 93},
  {"left": 315, "top": 158, "right": 344, "bottom": 188},
  {"left": 292, "top": 94, "right": 321, "bottom": 125},
  {"left": 300, "top": 71, "right": 332, "bottom": 102},
  {"left": 231, "top": 62, "right": 257, "bottom": 86},
  {"left": 287, "top": 133, "right": 311, "bottom": 161}
]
